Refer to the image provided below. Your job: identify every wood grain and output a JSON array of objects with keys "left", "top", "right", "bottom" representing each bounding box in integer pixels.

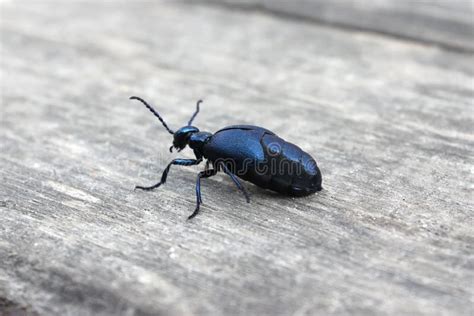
[
  {"left": 204, "top": 0, "right": 474, "bottom": 52},
  {"left": 1, "top": 1, "right": 473, "bottom": 315}
]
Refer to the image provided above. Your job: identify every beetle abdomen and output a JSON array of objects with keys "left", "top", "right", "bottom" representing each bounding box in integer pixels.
[
  {"left": 203, "top": 125, "right": 322, "bottom": 196},
  {"left": 260, "top": 133, "right": 322, "bottom": 196}
]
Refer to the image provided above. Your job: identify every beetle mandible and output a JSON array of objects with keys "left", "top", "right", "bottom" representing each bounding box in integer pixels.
[{"left": 131, "top": 96, "right": 323, "bottom": 219}]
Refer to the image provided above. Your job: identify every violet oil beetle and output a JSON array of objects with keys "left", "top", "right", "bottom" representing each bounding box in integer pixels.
[{"left": 131, "top": 96, "right": 322, "bottom": 219}]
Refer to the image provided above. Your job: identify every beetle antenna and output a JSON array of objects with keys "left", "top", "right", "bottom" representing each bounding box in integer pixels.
[
  {"left": 130, "top": 96, "right": 174, "bottom": 135},
  {"left": 188, "top": 99, "right": 203, "bottom": 126}
]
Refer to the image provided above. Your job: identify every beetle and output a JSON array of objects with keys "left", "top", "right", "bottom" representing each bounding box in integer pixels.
[{"left": 131, "top": 96, "right": 322, "bottom": 219}]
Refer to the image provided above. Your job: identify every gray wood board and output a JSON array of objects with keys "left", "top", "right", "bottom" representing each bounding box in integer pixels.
[
  {"left": 203, "top": 0, "right": 474, "bottom": 52},
  {"left": 1, "top": 1, "right": 473, "bottom": 316}
]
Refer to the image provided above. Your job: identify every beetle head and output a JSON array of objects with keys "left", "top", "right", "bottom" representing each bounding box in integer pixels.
[
  {"left": 129, "top": 96, "right": 203, "bottom": 153},
  {"left": 171, "top": 126, "right": 199, "bottom": 152}
]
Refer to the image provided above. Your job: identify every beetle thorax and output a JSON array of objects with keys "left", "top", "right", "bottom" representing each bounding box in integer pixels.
[{"left": 189, "top": 131, "right": 213, "bottom": 153}]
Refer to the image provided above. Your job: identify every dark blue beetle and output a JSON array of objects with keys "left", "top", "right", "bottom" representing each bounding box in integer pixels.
[{"left": 131, "top": 96, "right": 322, "bottom": 219}]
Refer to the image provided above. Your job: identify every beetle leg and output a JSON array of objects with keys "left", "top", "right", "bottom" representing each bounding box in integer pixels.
[
  {"left": 196, "top": 168, "right": 218, "bottom": 204},
  {"left": 135, "top": 158, "right": 202, "bottom": 191},
  {"left": 188, "top": 168, "right": 218, "bottom": 220},
  {"left": 220, "top": 164, "right": 251, "bottom": 203},
  {"left": 204, "top": 160, "right": 211, "bottom": 172}
]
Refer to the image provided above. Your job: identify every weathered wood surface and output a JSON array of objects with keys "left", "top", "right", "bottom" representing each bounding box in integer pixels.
[
  {"left": 208, "top": 0, "right": 474, "bottom": 52},
  {"left": 1, "top": 1, "right": 473, "bottom": 316}
]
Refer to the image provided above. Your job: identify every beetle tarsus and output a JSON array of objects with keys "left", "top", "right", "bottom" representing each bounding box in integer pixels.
[
  {"left": 134, "top": 183, "right": 162, "bottom": 191},
  {"left": 188, "top": 206, "right": 200, "bottom": 220}
]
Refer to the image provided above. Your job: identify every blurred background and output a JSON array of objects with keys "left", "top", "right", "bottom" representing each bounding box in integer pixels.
[{"left": 1, "top": 1, "right": 473, "bottom": 316}]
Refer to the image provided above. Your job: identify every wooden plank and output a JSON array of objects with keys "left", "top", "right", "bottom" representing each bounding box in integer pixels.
[
  {"left": 1, "top": 1, "right": 473, "bottom": 315},
  {"left": 205, "top": 0, "right": 474, "bottom": 52}
]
